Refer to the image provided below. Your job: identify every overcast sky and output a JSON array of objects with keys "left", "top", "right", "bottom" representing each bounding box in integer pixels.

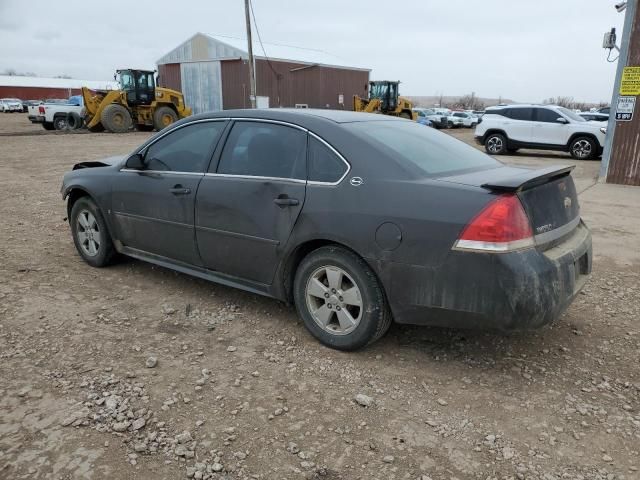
[{"left": 0, "top": 0, "right": 626, "bottom": 103}]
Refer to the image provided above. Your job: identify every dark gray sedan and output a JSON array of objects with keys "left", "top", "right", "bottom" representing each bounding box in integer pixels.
[{"left": 61, "top": 109, "right": 592, "bottom": 350}]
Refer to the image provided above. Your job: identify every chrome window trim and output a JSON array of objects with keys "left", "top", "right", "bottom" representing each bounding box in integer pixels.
[
  {"left": 229, "top": 117, "right": 308, "bottom": 132},
  {"left": 120, "top": 169, "right": 205, "bottom": 176},
  {"left": 203, "top": 173, "right": 306, "bottom": 185},
  {"left": 306, "top": 131, "right": 352, "bottom": 186}
]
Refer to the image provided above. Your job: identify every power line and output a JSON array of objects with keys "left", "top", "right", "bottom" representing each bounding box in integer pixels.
[{"left": 248, "top": 0, "right": 281, "bottom": 81}]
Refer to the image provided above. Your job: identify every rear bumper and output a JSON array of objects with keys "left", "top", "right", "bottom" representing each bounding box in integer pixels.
[
  {"left": 28, "top": 115, "right": 44, "bottom": 123},
  {"left": 382, "top": 221, "right": 592, "bottom": 330}
]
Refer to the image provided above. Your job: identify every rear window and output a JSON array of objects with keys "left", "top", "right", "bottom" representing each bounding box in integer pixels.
[{"left": 346, "top": 121, "right": 500, "bottom": 176}]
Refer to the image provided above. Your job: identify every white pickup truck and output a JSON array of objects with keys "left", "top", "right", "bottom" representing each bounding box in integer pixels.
[{"left": 28, "top": 95, "right": 84, "bottom": 131}]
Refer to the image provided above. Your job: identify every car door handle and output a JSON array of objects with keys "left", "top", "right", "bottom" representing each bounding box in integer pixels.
[
  {"left": 274, "top": 196, "right": 299, "bottom": 207},
  {"left": 169, "top": 185, "right": 191, "bottom": 195}
]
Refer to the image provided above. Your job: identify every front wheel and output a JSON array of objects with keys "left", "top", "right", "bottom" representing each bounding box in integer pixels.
[
  {"left": 153, "top": 106, "right": 178, "bottom": 131},
  {"left": 485, "top": 133, "right": 508, "bottom": 155},
  {"left": 294, "top": 246, "right": 392, "bottom": 351},
  {"left": 70, "top": 197, "right": 116, "bottom": 267},
  {"left": 570, "top": 137, "right": 596, "bottom": 160}
]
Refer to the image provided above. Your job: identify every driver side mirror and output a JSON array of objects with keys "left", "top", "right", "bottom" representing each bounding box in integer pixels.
[
  {"left": 125, "top": 153, "right": 145, "bottom": 170},
  {"left": 556, "top": 117, "right": 569, "bottom": 124}
]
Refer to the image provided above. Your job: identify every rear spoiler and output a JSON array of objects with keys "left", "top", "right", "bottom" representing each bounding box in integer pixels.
[{"left": 481, "top": 165, "right": 574, "bottom": 192}]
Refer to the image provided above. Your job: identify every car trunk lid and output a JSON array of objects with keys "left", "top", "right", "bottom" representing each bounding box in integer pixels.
[{"left": 438, "top": 165, "right": 580, "bottom": 249}]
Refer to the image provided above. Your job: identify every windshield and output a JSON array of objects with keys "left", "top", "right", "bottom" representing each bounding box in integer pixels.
[
  {"left": 347, "top": 121, "right": 500, "bottom": 176},
  {"left": 558, "top": 107, "right": 585, "bottom": 122}
]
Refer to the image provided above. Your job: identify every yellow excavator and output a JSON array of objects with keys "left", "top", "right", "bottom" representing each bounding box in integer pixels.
[
  {"left": 82, "top": 69, "right": 192, "bottom": 133},
  {"left": 353, "top": 80, "right": 416, "bottom": 120}
]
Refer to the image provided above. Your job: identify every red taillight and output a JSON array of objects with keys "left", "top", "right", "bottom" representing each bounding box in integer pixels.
[
  {"left": 38, "top": 106, "right": 45, "bottom": 114},
  {"left": 455, "top": 194, "right": 533, "bottom": 252}
]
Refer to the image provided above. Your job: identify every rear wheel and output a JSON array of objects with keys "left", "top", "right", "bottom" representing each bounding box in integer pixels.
[
  {"left": 70, "top": 197, "right": 116, "bottom": 267},
  {"left": 485, "top": 133, "right": 508, "bottom": 155},
  {"left": 53, "top": 115, "right": 67, "bottom": 131},
  {"left": 153, "top": 106, "right": 178, "bottom": 131},
  {"left": 66, "top": 112, "right": 83, "bottom": 130},
  {"left": 100, "top": 104, "right": 132, "bottom": 133},
  {"left": 294, "top": 246, "right": 392, "bottom": 351},
  {"left": 570, "top": 136, "right": 596, "bottom": 160}
]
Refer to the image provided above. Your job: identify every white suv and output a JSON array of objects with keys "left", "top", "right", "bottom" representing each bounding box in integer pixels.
[{"left": 475, "top": 104, "right": 607, "bottom": 160}]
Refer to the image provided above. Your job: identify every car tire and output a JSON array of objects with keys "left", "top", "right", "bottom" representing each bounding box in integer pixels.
[
  {"left": 42, "top": 122, "right": 55, "bottom": 131},
  {"left": 293, "top": 246, "right": 392, "bottom": 351},
  {"left": 570, "top": 136, "right": 597, "bottom": 160},
  {"left": 70, "top": 196, "right": 117, "bottom": 268},
  {"left": 100, "top": 103, "right": 132, "bottom": 133},
  {"left": 153, "top": 106, "right": 178, "bottom": 131},
  {"left": 447, "top": 121, "right": 453, "bottom": 129},
  {"left": 485, "top": 133, "right": 508, "bottom": 155},
  {"left": 67, "top": 112, "right": 83, "bottom": 130},
  {"left": 53, "top": 115, "right": 67, "bottom": 131}
]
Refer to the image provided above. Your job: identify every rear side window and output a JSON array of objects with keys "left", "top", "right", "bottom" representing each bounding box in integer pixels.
[
  {"left": 308, "top": 136, "right": 348, "bottom": 183},
  {"left": 144, "top": 121, "right": 225, "bottom": 173},
  {"left": 217, "top": 121, "right": 307, "bottom": 179},
  {"left": 486, "top": 109, "right": 505, "bottom": 117},
  {"left": 347, "top": 121, "right": 500, "bottom": 176},
  {"left": 535, "top": 108, "right": 563, "bottom": 123},
  {"left": 506, "top": 108, "right": 533, "bottom": 121}
]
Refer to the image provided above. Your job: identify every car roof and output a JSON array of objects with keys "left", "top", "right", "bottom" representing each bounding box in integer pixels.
[{"left": 184, "top": 108, "right": 406, "bottom": 126}]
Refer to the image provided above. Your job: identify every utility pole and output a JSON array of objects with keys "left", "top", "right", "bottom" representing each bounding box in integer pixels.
[{"left": 244, "top": 0, "right": 256, "bottom": 108}]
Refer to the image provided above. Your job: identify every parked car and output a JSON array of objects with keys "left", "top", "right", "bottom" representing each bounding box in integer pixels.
[
  {"left": 472, "top": 110, "right": 486, "bottom": 118},
  {"left": 61, "top": 109, "right": 592, "bottom": 351},
  {"left": 475, "top": 104, "right": 607, "bottom": 159},
  {"left": 452, "top": 111, "right": 479, "bottom": 128},
  {"left": 579, "top": 112, "right": 609, "bottom": 122},
  {"left": 0, "top": 98, "right": 24, "bottom": 112},
  {"left": 22, "top": 99, "right": 43, "bottom": 112},
  {"left": 413, "top": 108, "right": 447, "bottom": 128},
  {"left": 416, "top": 116, "right": 433, "bottom": 127},
  {"left": 598, "top": 106, "right": 610, "bottom": 115},
  {"left": 434, "top": 108, "right": 464, "bottom": 128},
  {"left": 28, "top": 95, "right": 84, "bottom": 131}
]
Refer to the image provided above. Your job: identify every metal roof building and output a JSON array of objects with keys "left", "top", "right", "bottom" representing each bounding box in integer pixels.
[
  {"left": 0, "top": 76, "right": 118, "bottom": 100},
  {"left": 156, "top": 33, "right": 370, "bottom": 114}
]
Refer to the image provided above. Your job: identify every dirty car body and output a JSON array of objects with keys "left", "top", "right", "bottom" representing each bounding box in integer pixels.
[{"left": 61, "top": 109, "right": 592, "bottom": 348}]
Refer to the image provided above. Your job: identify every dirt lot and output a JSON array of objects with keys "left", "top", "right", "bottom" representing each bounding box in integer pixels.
[{"left": 1, "top": 113, "right": 639, "bottom": 480}]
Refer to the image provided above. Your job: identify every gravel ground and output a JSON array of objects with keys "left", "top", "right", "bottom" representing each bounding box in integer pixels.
[{"left": 0, "top": 115, "right": 638, "bottom": 480}]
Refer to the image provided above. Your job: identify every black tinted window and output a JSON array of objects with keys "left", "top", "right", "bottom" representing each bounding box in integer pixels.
[
  {"left": 144, "top": 121, "right": 224, "bottom": 172},
  {"left": 506, "top": 108, "right": 533, "bottom": 121},
  {"left": 308, "top": 137, "right": 347, "bottom": 183},
  {"left": 486, "top": 109, "right": 505, "bottom": 117},
  {"left": 217, "top": 122, "right": 306, "bottom": 179},
  {"left": 347, "top": 121, "right": 500, "bottom": 176},
  {"left": 535, "top": 108, "right": 563, "bottom": 123}
]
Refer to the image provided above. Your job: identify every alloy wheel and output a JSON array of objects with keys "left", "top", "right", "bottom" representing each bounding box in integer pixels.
[
  {"left": 572, "top": 140, "right": 592, "bottom": 159},
  {"left": 487, "top": 136, "right": 503, "bottom": 153},
  {"left": 76, "top": 210, "right": 101, "bottom": 257},
  {"left": 305, "top": 265, "right": 363, "bottom": 336}
]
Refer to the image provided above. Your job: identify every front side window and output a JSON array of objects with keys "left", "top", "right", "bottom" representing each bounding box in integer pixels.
[
  {"left": 307, "top": 137, "right": 348, "bottom": 183},
  {"left": 535, "top": 108, "right": 564, "bottom": 123},
  {"left": 506, "top": 108, "right": 533, "bottom": 121},
  {"left": 144, "top": 121, "right": 225, "bottom": 173},
  {"left": 217, "top": 122, "right": 307, "bottom": 180},
  {"left": 557, "top": 107, "right": 585, "bottom": 122}
]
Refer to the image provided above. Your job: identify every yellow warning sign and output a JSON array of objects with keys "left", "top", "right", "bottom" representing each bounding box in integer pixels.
[{"left": 620, "top": 66, "right": 640, "bottom": 95}]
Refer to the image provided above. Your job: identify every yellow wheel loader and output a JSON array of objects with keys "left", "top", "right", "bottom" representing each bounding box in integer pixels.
[
  {"left": 353, "top": 80, "right": 416, "bottom": 120},
  {"left": 82, "top": 69, "right": 192, "bottom": 133}
]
